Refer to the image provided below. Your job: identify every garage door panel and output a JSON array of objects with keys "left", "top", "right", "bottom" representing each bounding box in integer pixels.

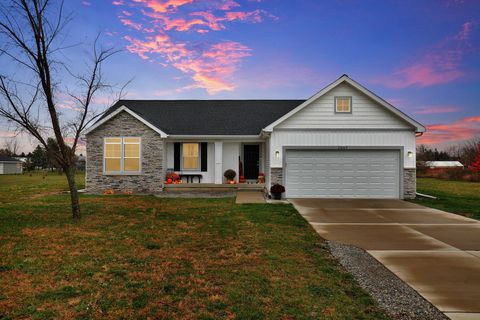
[{"left": 285, "top": 149, "right": 400, "bottom": 198}]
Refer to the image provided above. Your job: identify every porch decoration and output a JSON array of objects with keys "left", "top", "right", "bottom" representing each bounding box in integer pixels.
[
  {"left": 165, "top": 172, "right": 182, "bottom": 184},
  {"left": 257, "top": 172, "right": 265, "bottom": 184},
  {"left": 270, "top": 184, "right": 285, "bottom": 200},
  {"left": 224, "top": 169, "right": 237, "bottom": 184}
]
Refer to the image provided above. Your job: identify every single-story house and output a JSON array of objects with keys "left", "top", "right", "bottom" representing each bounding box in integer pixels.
[
  {"left": 84, "top": 75, "right": 425, "bottom": 199},
  {"left": 0, "top": 156, "right": 23, "bottom": 174},
  {"left": 424, "top": 161, "right": 464, "bottom": 169}
]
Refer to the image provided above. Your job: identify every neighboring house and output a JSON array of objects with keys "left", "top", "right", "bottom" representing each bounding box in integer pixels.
[
  {"left": 425, "top": 161, "right": 464, "bottom": 169},
  {"left": 84, "top": 75, "right": 425, "bottom": 199},
  {"left": 423, "top": 161, "right": 464, "bottom": 174},
  {"left": 76, "top": 155, "right": 86, "bottom": 171},
  {"left": 0, "top": 156, "right": 23, "bottom": 174}
]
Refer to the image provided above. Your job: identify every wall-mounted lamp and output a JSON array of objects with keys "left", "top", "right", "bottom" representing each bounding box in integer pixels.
[
  {"left": 407, "top": 151, "right": 414, "bottom": 158},
  {"left": 275, "top": 150, "right": 280, "bottom": 159}
]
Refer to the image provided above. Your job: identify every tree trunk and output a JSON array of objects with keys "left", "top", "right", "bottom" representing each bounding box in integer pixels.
[{"left": 65, "top": 165, "right": 81, "bottom": 219}]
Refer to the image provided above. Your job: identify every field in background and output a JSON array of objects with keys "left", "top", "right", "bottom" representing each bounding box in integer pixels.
[{"left": 413, "top": 178, "right": 480, "bottom": 221}]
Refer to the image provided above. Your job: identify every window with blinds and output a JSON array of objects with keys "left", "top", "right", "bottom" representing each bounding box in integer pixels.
[
  {"left": 182, "top": 143, "right": 199, "bottom": 170},
  {"left": 104, "top": 137, "right": 141, "bottom": 173}
]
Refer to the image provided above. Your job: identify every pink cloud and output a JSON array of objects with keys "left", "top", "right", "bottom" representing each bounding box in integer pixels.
[
  {"left": 414, "top": 106, "right": 462, "bottom": 115},
  {"left": 115, "top": 0, "right": 276, "bottom": 94},
  {"left": 418, "top": 116, "right": 480, "bottom": 145},
  {"left": 120, "top": 18, "right": 142, "bottom": 30},
  {"left": 380, "top": 21, "right": 477, "bottom": 88},
  {"left": 132, "top": 0, "right": 193, "bottom": 13},
  {"left": 0, "top": 130, "right": 16, "bottom": 138}
]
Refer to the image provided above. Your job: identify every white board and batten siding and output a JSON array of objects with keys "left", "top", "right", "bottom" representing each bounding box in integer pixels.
[
  {"left": 276, "top": 82, "right": 412, "bottom": 130},
  {"left": 285, "top": 149, "right": 400, "bottom": 198}
]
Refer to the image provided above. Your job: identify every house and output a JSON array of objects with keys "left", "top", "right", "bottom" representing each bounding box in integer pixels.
[
  {"left": 84, "top": 75, "right": 425, "bottom": 199},
  {"left": 423, "top": 161, "right": 464, "bottom": 175},
  {"left": 0, "top": 156, "right": 23, "bottom": 174},
  {"left": 424, "top": 161, "right": 464, "bottom": 169}
]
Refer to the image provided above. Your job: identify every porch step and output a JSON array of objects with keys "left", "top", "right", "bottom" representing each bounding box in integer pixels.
[{"left": 164, "top": 183, "right": 265, "bottom": 192}]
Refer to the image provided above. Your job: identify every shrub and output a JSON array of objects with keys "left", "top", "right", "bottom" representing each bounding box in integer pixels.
[
  {"left": 270, "top": 184, "right": 285, "bottom": 194},
  {"left": 224, "top": 169, "right": 236, "bottom": 180}
]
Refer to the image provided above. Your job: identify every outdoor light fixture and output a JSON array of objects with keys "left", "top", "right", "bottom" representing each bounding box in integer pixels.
[
  {"left": 407, "top": 151, "right": 413, "bottom": 158},
  {"left": 275, "top": 150, "right": 280, "bottom": 159}
]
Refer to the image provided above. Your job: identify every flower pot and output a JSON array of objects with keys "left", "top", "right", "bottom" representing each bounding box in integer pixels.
[{"left": 272, "top": 192, "right": 282, "bottom": 200}]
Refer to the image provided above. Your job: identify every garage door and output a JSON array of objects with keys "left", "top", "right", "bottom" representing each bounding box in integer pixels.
[{"left": 285, "top": 149, "right": 400, "bottom": 198}]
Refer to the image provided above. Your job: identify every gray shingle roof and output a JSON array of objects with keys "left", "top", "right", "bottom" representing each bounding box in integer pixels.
[
  {"left": 103, "top": 100, "right": 305, "bottom": 135},
  {"left": 0, "top": 155, "right": 22, "bottom": 162}
]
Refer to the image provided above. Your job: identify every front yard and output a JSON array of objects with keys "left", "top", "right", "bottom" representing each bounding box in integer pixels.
[
  {"left": 0, "top": 173, "right": 387, "bottom": 319},
  {"left": 413, "top": 178, "right": 480, "bottom": 221}
]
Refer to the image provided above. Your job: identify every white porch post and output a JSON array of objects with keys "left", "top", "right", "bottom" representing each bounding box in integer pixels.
[{"left": 214, "top": 141, "right": 223, "bottom": 184}]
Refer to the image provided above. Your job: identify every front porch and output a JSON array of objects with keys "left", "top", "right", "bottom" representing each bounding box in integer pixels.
[{"left": 164, "top": 139, "right": 267, "bottom": 185}]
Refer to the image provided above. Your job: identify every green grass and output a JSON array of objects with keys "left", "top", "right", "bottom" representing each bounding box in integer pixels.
[
  {"left": 412, "top": 178, "right": 480, "bottom": 220},
  {"left": 0, "top": 173, "right": 388, "bottom": 319}
]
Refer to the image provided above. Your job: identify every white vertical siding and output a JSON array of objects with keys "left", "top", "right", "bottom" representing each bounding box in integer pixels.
[
  {"left": 223, "top": 142, "right": 240, "bottom": 181},
  {"left": 165, "top": 142, "right": 215, "bottom": 183},
  {"left": 0, "top": 163, "right": 3, "bottom": 174},
  {"left": 276, "top": 82, "right": 413, "bottom": 130},
  {"left": 270, "top": 130, "right": 417, "bottom": 168},
  {"left": 265, "top": 137, "right": 271, "bottom": 186}
]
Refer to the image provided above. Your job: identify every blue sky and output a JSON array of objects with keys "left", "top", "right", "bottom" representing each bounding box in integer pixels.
[{"left": 1, "top": 0, "right": 479, "bottom": 150}]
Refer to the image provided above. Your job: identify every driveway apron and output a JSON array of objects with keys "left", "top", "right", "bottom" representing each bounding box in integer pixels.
[{"left": 290, "top": 199, "right": 480, "bottom": 319}]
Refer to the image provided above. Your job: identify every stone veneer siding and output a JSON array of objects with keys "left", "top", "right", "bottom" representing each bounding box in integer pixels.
[
  {"left": 86, "top": 112, "right": 164, "bottom": 194},
  {"left": 403, "top": 168, "right": 416, "bottom": 199},
  {"left": 270, "top": 167, "right": 283, "bottom": 186}
]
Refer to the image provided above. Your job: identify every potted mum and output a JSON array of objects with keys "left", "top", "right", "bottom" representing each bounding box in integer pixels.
[
  {"left": 270, "top": 184, "right": 285, "bottom": 200},
  {"left": 224, "top": 169, "right": 237, "bottom": 184}
]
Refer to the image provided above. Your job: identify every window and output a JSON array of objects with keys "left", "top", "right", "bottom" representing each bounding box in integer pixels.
[
  {"left": 182, "top": 143, "right": 199, "bottom": 170},
  {"left": 335, "top": 96, "right": 352, "bottom": 113},
  {"left": 104, "top": 137, "right": 141, "bottom": 173}
]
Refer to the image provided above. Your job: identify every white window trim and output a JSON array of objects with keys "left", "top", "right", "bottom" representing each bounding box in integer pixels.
[
  {"left": 181, "top": 142, "right": 200, "bottom": 171},
  {"left": 103, "top": 137, "right": 142, "bottom": 175},
  {"left": 334, "top": 96, "right": 352, "bottom": 113}
]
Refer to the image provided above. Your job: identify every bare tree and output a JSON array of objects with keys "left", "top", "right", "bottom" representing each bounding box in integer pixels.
[
  {"left": 0, "top": 0, "right": 120, "bottom": 219},
  {"left": 4, "top": 135, "right": 21, "bottom": 156}
]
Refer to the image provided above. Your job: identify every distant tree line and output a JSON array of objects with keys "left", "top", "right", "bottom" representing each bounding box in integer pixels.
[
  {"left": 417, "top": 136, "right": 480, "bottom": 167},
  {"left": 0, "top": 137, "right": 85, "bottom": 172}
]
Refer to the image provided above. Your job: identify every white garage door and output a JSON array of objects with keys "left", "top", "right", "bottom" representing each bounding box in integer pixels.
[{"left": 285, "top": 149, "right": 400, "bottom": 198}]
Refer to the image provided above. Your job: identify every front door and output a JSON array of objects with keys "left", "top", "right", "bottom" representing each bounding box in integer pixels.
[{"left": 243, "top": 145, "right": 259, "bottom": 179}]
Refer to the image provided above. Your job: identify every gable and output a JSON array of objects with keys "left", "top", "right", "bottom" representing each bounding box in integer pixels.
[
  {"left": 276, "top": 82, "right": 414, "bottom": 130},
  {"left": 264, "top": 75, "right": 425, "bottom": 132}
]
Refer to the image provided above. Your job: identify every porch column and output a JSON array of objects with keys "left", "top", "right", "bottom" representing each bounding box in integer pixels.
[{"left": 214, "top": 141, "right": 223, "bottom": 184}]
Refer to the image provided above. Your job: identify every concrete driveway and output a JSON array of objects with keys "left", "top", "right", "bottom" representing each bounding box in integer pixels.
[{"left": 290, "top": 199, "right": 480, "bottom": 320}]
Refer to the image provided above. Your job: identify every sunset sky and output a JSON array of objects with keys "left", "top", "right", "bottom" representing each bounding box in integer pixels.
[{"left": 1, "top": 0, "right": 479, "bottom": 152}]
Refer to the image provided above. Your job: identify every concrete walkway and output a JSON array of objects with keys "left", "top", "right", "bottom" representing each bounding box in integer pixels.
[
  {"left": 235, "top": 191, "right": 266, "bottom": 204},
  {"left": 290, "top": 199, "right": 480, "bottom": 320}
]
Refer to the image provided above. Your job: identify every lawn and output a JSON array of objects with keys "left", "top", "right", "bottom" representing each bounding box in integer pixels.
[
  {"left": 0, "top": 173, "right": 387, "bottom": 320},
  {"left": 412, "top": 177, "right": 480, "bottom": 220}
]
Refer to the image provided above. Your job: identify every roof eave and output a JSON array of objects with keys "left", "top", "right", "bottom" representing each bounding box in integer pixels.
[{"left": 83, "top": 105, "right": 169, "bottom": 138}]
